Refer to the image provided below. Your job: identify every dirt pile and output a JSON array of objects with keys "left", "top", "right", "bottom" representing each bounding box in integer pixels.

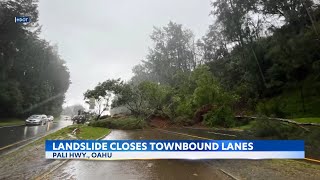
[{"left": 148, "top": 117, "right": 170, "bottom": 128}]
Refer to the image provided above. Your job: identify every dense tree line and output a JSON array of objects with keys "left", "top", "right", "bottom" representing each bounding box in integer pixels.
[
  {"left": 202, "top": 0, "right": 320, "bottom": 117},
  {"left": 0, "top": 0, "right": 70, "bottom": 118},
  {"left": 85, "top": 0, "right": 320, "bottom": 125}
]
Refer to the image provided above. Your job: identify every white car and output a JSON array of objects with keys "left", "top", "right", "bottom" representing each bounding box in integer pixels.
[
  {"left": 25, "top": 114, "right": 48, "bottom": 125},
  {"left": 47, "top": 115, "right": 54, "bottom": 122}
]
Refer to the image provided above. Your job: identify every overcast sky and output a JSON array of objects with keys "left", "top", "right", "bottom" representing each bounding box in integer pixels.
[{"left": 38, "top": 0, "right": 212, "bottom": 107}]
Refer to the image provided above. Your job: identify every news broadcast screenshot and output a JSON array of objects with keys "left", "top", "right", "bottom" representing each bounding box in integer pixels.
[{"left": 1, "top": 0, "right": 320, "bottom": 179}]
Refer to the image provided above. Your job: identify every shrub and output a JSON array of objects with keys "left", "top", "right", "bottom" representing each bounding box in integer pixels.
[
  {"left": 89, "top": 116, "right": 146, "bottom": 130},
  {"left": 173, "top": 116, "right": 194, "bottom": 126},
  {"left": 203, "top": 106, "right": 235, "bottom": 128},
  {"left": 175, "top": 99, "right": 195, "bottom": 118},
  {"left": 250, "top": 117, "right": 320, "bottom": 158},
  {"left": 251, "top": 117, "right": 311, "bottom": 139},
  {"left": 256, "top": 99, "right": 287, "bottom": 118},
  {"left": 251, "top": 118, "right": 300, "bottom": 138},
  {"left": 99, "top": 115, "right": 110, "bottom": 119}
]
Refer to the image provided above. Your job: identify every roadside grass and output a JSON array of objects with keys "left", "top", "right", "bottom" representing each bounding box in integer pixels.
[
  {"left": 235, "top": 121, "right": 256, "bottom": 130},
  {"left": 228, "top": 119, "right": 257, "bottom": 131},
  {"left": 293, "top": 117, "right": 320, "bottom": 123},
  {"left": 248, "top": 117, "right": 320, "bottom": 158},
  {"left": 232, "top": 117, "right": 320, "bottom": 131},
  {"left": 74, "top": 125, "right": 110, "bottom": 139},
  {"left": 34, "top": 124, "right": 110, "bottom": 146},
  {"left": 89, "top": 116, "right": 147, "bottom": 130},
  {"left": 0, "top": 118, "right": 25, "bottom": 127}
]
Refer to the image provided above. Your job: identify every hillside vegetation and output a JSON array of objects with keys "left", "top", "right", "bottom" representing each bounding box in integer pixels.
[
  {"left": 85, "top": 0, "right": 320, "bottom": 128},
  {"left": 0, "top": 1, "right": 70, "bottom": 119}
]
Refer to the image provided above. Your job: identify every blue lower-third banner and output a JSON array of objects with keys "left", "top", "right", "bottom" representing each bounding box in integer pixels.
[{"left": 45, "top": 140, "right": 305, "bottom": 160}]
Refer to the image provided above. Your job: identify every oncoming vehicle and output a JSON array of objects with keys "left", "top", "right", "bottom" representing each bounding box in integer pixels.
[
  {"left": 63, "top": 116, "right": 71, "bottom": 121},
  {"left": 47, "top": 115, "right": 54, "bottom": 122},
  {"left": 72, "top": 115, "right": 87, "bottom": 124},
  {"left": 25, "top": 114, "right": 48, "bottom": 126}
]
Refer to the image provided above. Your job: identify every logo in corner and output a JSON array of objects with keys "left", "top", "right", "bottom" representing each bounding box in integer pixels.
[{"left": 15, "top": 16, "right": 30, "bottom": 23}]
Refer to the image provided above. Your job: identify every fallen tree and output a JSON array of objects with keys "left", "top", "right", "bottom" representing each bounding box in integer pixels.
[{"left": 235, "top": 116, "right": 320, "bottom": 132}]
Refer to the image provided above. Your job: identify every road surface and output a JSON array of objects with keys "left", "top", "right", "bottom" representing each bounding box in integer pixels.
[
  {"left": 49, "top": 129, "right": 320, "bottom": 180},
  {"left": 0, "top": 120, "right": 72, "bottom": 154}
]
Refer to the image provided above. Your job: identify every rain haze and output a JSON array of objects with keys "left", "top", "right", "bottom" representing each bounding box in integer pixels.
[{"left": 38, "top": 0, "right": 212, "bottom": 107}]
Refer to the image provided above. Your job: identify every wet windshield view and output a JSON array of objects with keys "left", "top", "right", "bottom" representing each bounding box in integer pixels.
[{"left": 0, "top": 0, "right": 320, "bottom": 179}]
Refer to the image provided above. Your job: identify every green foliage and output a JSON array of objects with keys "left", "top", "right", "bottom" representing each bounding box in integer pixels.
[
  {"left": 293, "top": 117, "right": 320, "bottom": 123},
  {"left": 86, "top": 0, "right": 320, "bottom": 124},
  {"left": 131, "top": 22, "right": 197, "bottom": 86},
  {"left": 212, "top": 0, "right": 258, "bottom": 46},
  {"left": 257, "top": 79, "right": 320, "bottom": 118},
  {"left": 191, "top": 66, "right": 221, "bottom": 107},
  {"left": 202, "top": 0, "right": 320, "bottom": 116},
  {"left": 89, "top": 117, "right": 146, "bottom": 130},
  {"left": 0, "top": 1, "right": 70, "bottom": 118},
  {"left": 236, "top": 120, "right": 256, "bottom": 130},
  {"left": 251, "top": 118, "right": 302, "bottom": 138},
  {"left": 137, "top": 81, "right": 172, "bottom": 112},
  {"left": 203, "top": 106, "right": 235, "bottom": 128},
  {"left": 73, "top": 125, "right": 110, "bottom": 140},
  {"left": 84, "top": 79, "right": 121, "bottom": 118},
  {"left": 111, "top": 83, "right": 141, "bottom": 114},
  {"left": 256, "top": 99, "right": 287, "bottom": 118},
  {"left": 0, "top": 81, "right": 23, "bottom": 116},
  {"left": 174, "top": 97, "right": 194, "bottom": 118},
  {"left": 259, "top": 0, "right": 314, "bottom": 26},
  {"left": 251, "top": 118, "right": 320, "bottom": 155},
  {"left": 42, "top": 125, "right": 110, "bottom": 140},
  {"left": 86, "top": 65, "right": 235, "bottom": 122},
  {"left": 171, "top": 66, "right": 236, "bottom": 118},
  {"left": 0, "top": 118, "right": 24, "bottom": 127},
  {"left": 85, "top": 78, "right": 174, "bottom": 117},
  {"left": 173, "top": 116, "right": 194, "bottom": 126}
]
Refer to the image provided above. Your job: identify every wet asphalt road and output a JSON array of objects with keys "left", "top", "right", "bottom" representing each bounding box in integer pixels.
[
  {"left": 0, "top": 120, "right": 72, "bottom": 153},
  {"left": 49, "top": 129, "right": 320, "bottom": 180},
  {"left": 0, "top": 126, "right": 319, "bottom": 179},
  {"left": 50, "top": 129, "right": 235, "bottom": 180}
]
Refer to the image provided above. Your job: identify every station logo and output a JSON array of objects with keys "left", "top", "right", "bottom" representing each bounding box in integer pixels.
[{"left": 15, "top": 16, "right": 30, "bottom": 23}]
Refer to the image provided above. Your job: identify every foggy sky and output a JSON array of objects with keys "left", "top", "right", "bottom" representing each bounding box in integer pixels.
[{"left": 38, "top": 0, "right": 212, "bottom": 107}]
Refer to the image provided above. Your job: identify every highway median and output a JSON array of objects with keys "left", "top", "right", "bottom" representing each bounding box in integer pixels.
[{"left": 0, "top": 118, "right": 25, "bottom": 127}]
